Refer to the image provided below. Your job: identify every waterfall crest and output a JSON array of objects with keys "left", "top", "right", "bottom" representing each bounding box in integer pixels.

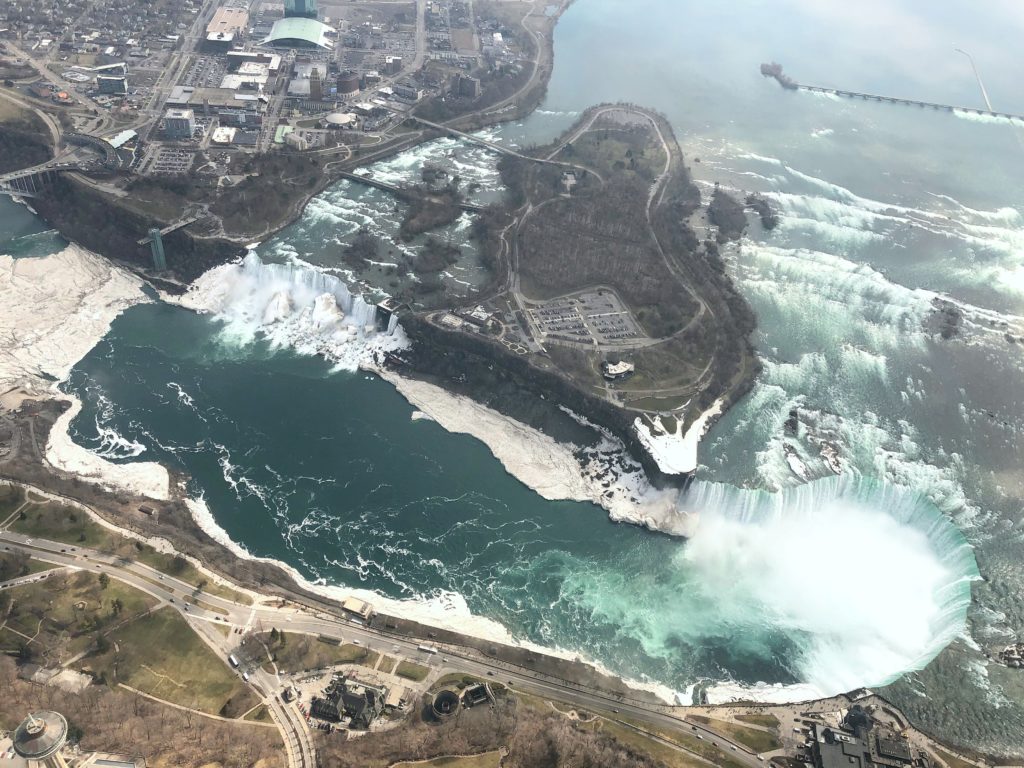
[
  {"left": 675, "top": 475, "right": 979, "bottom": 702},
  {"left": 179, "top": 252, "right": 408, "bottom": 369}
]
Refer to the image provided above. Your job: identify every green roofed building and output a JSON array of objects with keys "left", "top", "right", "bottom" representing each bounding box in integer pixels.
[
  {"left": 285, "top": 0, "right": 318, "bottom": 19},
  {"left": 263, "top": 17, "right": 334, "bottom": 49}
]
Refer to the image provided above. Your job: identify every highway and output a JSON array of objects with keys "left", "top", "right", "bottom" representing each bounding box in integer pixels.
[{"left": 0, "top": 523, "right": 769, "bottom": 768}]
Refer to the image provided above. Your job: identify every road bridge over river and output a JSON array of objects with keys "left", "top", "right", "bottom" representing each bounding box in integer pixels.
[
  {"left": 337, "top": 170, "right": 485, "bottom": 212},
  {"left": 407, "top": 116, "right": 580, "bottom": 168}
]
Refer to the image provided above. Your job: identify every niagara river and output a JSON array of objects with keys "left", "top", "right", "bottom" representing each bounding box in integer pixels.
[{"left": 4, "top": 0, "right": 1024, "bottom": 756}]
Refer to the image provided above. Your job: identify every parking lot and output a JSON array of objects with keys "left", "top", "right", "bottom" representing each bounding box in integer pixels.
[
  {"left": 528, "top": 290, "right": 644, "bottom": 348},
  {"left": 181, "top": 55, "right": 227, "bottom": 89},
  {"left": 144, "top": 146, "right": 197, "bottom": 175}
]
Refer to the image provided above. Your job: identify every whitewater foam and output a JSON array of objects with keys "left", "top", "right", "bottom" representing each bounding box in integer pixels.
[
  {"left": 677, "top": 476, "right": 979, "bottom": 701},
  {"left": 181, "top": 493, "right": 677, "bottom": 704},
  {"left": 175, "top": 251, "right": 408, "bottom": 370}
]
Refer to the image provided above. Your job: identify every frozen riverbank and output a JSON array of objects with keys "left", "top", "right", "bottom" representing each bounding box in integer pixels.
[
  {"left": 0, "top": 245, "right": 146, "bottom": 391},
  {"left": 0, "top": 245, "right": 170, "bottom": 499},
  {"left": 376, "top": 368, "right": 686, "bottom": 531}
]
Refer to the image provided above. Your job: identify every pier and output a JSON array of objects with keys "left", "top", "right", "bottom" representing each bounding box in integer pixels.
[{"left": 760, "top": 63, "right": 1024, "bottom": 121}]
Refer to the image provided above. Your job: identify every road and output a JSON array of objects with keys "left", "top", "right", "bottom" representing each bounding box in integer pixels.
[
  {"left": 0, "top": 518, "right": 770, "bottom": 768},
  {"left": 3, "top": 41, "right": 108, "bottom": 118},
  {"left": 0, "top": 87, "right": 63, "bottom": 151}
]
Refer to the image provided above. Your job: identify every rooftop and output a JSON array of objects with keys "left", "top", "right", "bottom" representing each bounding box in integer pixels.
[
  {"left": 13, "top": 711, "right": 68, "bottom": 760},
  {"left": 206, "top": 7, "right": 249, "bottom": 36},
  {"left": 264, "top": 17, "right": 334, "bottom": 49}
]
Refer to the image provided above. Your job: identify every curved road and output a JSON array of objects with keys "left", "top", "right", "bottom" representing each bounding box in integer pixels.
[{"left": 0, "top": 482, "right": 771, "bottom": 768}]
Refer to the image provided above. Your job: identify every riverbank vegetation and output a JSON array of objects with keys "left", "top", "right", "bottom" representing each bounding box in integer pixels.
[
  {"left": 0, "top": 101, "right": 51, "bottom": 173},
  {"left": 0, "top": 656, "right": 284, "bottom": 766}
]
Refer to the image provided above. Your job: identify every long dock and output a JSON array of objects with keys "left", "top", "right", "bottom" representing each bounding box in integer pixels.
[
  {"left": 761, "top": 65, "right": 1024, "bottom": 121},
  {"left": 798, "top": 84, "right": 1024, "bottom": 120}
]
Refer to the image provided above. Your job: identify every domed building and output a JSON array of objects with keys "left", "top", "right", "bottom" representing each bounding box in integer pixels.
[{"left": 12, "top": 711, "right": 70, "bottom": 768}]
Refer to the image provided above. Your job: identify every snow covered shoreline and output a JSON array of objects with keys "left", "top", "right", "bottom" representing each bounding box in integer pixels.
[
  {"left": 0, "top": 245, "right": 698, "bottom": 704},
  {"left": 182, "top": 493, "right": 679, "bottom": 705},
  {"left": 0, "top": 244, "right": 171, "bottom": 500},
  {"left": 377, "top": 369, "right": 708, "bottom": 536}
]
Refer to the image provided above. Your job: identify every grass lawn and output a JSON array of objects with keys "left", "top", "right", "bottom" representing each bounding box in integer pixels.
[
  {"left": 0, "top": 627, "right": 29, "bottom": 652},
  {"left": 24, "top": 559, "right": 61, "bottom": 576},
  {"left": 431, "top": 673, "right": 485, "bottom": 691},
  {"left": 10, "top": 500, "right": 250, "bottom": 604},
  {"left": 703, "top": 718, "right": 782, "bottom": 753},
  {"left": 0, "top": 484, "right": 25, "bottom": 518},
  {"left": 91, "top": 607, "right": 256, "bottom": 716},
  {"left": 378, "top": 655, "right": 396, "bottom": 674},
  {"left": 619, "top": 716, "right": 747, "bottom": 768},
  {"left": 258, "top": 632, "right": 379, "bottom": 674},
  {"left": 395, "top": 660, "right": 430, "bottom": 682},
  {"left": 4, "top": 570, "right": 156, "bottom": 660},
  {"left": 736, "top": 714, "right": 781, "bottom": 729},
  {"left": 599, "top": 720, "right": 707, "bottom": 768},
  {"left": 244, "top": 704, "right": 274, "bottom": 723},
  {"left": 393, "top": 752, "right": 503, "bottom": 768},
  {"left": 0, "top": 551, "right": 52, "bottom": 581},
  {"left": 11, "top": 500, "right": 116, "bottom": 550}
]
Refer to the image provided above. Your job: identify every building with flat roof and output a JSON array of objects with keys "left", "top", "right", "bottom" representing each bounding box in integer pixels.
[
  {"left": 220, "top": 71, "right": 269, "bottom": 90},
  {"left": 105, "top": 129, "right": 137, "bottom": 149},
  {"left": 96, "top": 75, "right": 127, "bottom": 95},
  {"left": 226, "top": 50, "right": 282, "bottom": 72},
  {"left": 263, "top": 17, "right": 334, "bottom": 49},
  {"left": 341, "top": 596, "right": 374, "bottom": 620},
  {"left": 207, "top": 7, "right": 249, "bottom": 37},
  {"left": 809, "top": 707, "right": 915, "bottom": 768},
  {"left": 392, "top": 81, "right": 423, "bottom": 102},
  {"left": 167, "top": 85, "right": 264, "bottom": 113},
  {"left": 164, "top": 107, "right": 195, "bottom": 139},
  {"left": 211, "top": 126, "right": 238, "bottom": 144},
  {"left": 602, "top": 360, "right": 635, "bottom": 380}
]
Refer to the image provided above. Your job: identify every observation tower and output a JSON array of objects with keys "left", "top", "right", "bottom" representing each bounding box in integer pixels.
[{"left": 12, "top": 711, "right": 70, "bottom": 768}]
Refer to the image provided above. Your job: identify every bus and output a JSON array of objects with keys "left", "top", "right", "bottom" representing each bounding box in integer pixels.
[{"left": 418, "top": 644, "right": 438, "bottom": 655}]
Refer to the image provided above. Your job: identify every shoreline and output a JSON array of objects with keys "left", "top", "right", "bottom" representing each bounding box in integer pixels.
[
  {"left": 179, "top": 493, "right": 682, "bottom": 706},
  {"left": 46, "top": 394, "right": 171, "bottom": 501},
  {"left": 0, "top": 243, "right": 172, "bottom": 501},
  {"left": 0, "top": 242, "right": 682, "bottom": 705},
  {"left": 0, "top": 155, "right": 977, "bottom": 731}
]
